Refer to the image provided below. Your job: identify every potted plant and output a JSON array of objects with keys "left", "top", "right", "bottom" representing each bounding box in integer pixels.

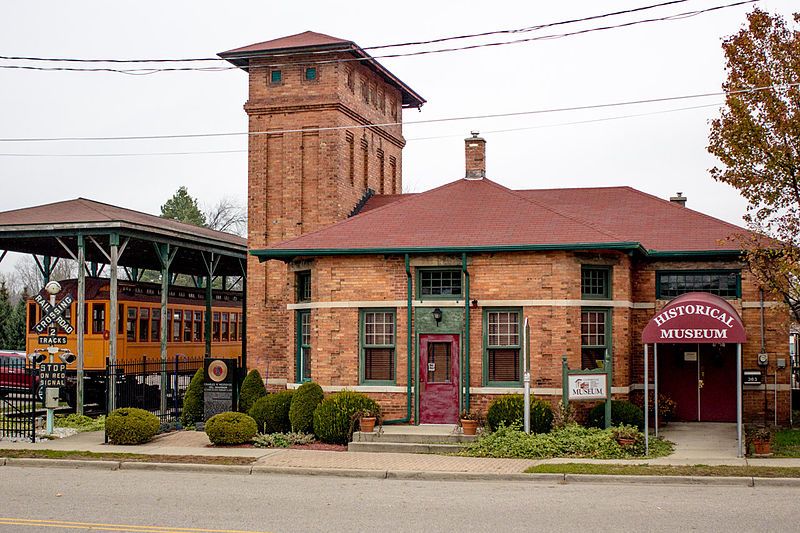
[
  {"left": 354, "top": 406, "right": 382, "bottom": 434},
  {"left": 611, "top": 425, "right": 640, "bottom": 447},
  {"left": 459, "top": 409, "right": 481, "bottom": 436},
  {"left": 750, "top": 427, "right": 772, "bottom": 455}
]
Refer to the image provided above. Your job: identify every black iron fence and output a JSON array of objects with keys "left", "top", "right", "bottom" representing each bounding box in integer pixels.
[
  {"left": 106, "top": 355, "right": 204, "bottom": 425},
  {"left": 0, "top": 355, "right": 37, "bottom": 441}
]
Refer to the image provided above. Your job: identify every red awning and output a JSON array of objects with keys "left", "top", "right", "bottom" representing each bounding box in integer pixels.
[{"left": 642, "top": 292, "right": 747, "bottom": 344}]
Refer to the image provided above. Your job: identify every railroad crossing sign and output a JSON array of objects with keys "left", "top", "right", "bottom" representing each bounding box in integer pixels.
[
  {"left": 33, "top": 292, "right": 74, "bottom": 335},
  {"left": 39, "top": 362, "right": 67, "bottom": 387}
]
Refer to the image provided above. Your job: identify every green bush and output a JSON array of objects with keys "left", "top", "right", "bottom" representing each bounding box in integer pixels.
[
  {"left": 54, "top": 414, "right": 105, "bottom": 432},
  {"left": 238, "top": 369, "right": 267, "bottom": 413},
  {"left": 205, "top": 411, "right": 258, "bottom": 445},
  {"left": 248, "top": 390, "right": 294, "bottom": 433},
  {"left": 105, "top": 408, "right": 160, "bottom": 445},
  {"left": 461, "top": 423, "right": 669, "bottom": 459},
  {"left": 289, "top": 381, "right": 324, "bottom": 434},
  {"left": 313, "top": 391, "right": 380, "bottom": 444},
  {"left": 252, "top": 432, "right": 315, "bottom": 448},
  {"left": 486, "top": 395, "right": 554, "bottom": 433},
  {"left": 181, "top": 367, "right": 204, "bottom": 427},
  {"left": 587, "top": 400, "right": 644, "bottom": 431}
]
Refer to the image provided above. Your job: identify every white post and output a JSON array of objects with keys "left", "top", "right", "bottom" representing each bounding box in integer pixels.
[
  {"left": 76, "top": 236, "right": 85, "bottom": 415},
  {"left": 644, "top": 343, "right": 649, "bottom": 456},
  {"left": 737, "top": 343, "right": 743, "bottom": 458},
  {"left": 654, "top": 343, "right": 659, "bottom": 437},
  {"left": 523, "top": 317, "right": 530, "bottom": 434}
]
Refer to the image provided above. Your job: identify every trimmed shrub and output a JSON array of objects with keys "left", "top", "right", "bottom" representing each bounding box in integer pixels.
[
  {"left": 313, "top": 390, "right": 380, "bottom": 444},
  {"left": 486, "top": 394, "right": 554, "bottom": 434},
  {"left": 238, "top": 369, "right": 267, "bottom": 413},
  {"left": 181, "top": 367, "right": 204, "bottom": 427},
  {"left": 205, "top": 411, "right": 258, "bottom": 445},
  {"left": 289, "top": 381, "right": 324, "bottom": 433},
  {"left": 587, "top": 400, "right": 644, "bottom": 430},
  {"left": 252, "top": 432, "right": 315, "bottom": 448},
  {"left": 248, "top": 390, "right": 295, "bottom": 433},
  {"left": 105, "top": 408, "right": 160, "bottom": 445}
]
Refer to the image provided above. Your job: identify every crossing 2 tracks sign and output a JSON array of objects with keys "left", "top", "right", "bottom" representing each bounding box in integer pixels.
[{"left": 33, "top": 293, "right": 74, "bottom": 335}]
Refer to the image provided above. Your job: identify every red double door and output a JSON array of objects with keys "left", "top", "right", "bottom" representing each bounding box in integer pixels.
[
  {"left": 419, "top": 334, "right": 460, "bottom": 424},
  {"left": 658, "top": 343, "right": 737, "bottom": 422}
]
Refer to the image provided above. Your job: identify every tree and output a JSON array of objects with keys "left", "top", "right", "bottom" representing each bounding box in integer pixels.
[
  {"left": 4, "top": 296, "right": 27, "bottom": 350},
  {"left": 0, "top": 282, "right": 12, "bottom": 349},
  {"left": 161, "top": 186, "right": 206, "bottom": 226},
  {"left": 204, "top": 197, "right": 247, "bottom": 236},
  {"left": 707, "top": 9, "right": 800, "bottom": 319}
]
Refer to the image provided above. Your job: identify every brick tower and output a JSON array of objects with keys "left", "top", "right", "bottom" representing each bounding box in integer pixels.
[{"left": 219, "top": 31, "right": 425, "bottom": 384}]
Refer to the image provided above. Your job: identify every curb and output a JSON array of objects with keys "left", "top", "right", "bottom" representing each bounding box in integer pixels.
[
  {"left": 5, "top": 458, "right": 120, "bottom": 470},
  {"left": 564, "top": 473, "right": 753, "bottom": 486},
  {"left": 386, "top": 470, "right": 544, "bottom": 482},
  {"left": 752, "top": 477, "right": 800, "bottom": 487},
  {"left": 251, "top": 466, "right": 387, "bottom": 479},
  {"left": 119, "top": 462, "right": 252, "bottom": 475}
]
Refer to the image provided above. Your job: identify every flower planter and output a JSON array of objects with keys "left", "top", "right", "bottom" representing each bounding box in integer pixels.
[
  {"left": 461, "top": 419, "right": 478, "bottom": 436},
  {"left": 753, "top": 440, "right": 772, "bottom": 455},
  {"left": 616, "top": 437, "right": 636, "bottom": 447},
  {"left": 359, "top": 417, "right": 376, "bottom": 433}
]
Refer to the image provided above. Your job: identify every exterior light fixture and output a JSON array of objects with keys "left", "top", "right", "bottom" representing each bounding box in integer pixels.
[
  {"left": 432, "top": 307, "right": 443, "bottom": 325},
  {"left": 471, "top": 299, "right": 478, "bottom": 308}
]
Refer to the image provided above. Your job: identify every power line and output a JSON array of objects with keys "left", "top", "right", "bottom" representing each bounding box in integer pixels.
[
  {"left": 0, "top": 0, "right": 697, "bottom": 64},
  {"left": 0, "top": 102, "right": 725, "bottom": 157},
  {"left": 0, "top": 0, "right": 756, "bottom": 74},
  {"left": 0, "top": 81, "right": 793, "bottom": 144}
]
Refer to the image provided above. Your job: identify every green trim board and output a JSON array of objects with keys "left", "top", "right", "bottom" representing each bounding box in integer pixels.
[
  {"left": 359, "top": 308, "right": 397, "bottom": 386},
  {"left": 482, "top": 307, "right": 524, "bottom": 387}
]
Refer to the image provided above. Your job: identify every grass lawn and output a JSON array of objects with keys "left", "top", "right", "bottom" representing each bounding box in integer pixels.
[
  {"left": 0, "top": 448, "right": 255, "bottom": 465},
  {"left": 526, "top": 463, "right": 800, "bottom": 478},
  {"left": 773, "top": 429, "right": 800, "bottom": 458}
]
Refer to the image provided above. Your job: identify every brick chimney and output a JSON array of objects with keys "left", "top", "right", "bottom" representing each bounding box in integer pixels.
[
  {"left": 465, "top": 131, "right": 486, "bottom": 179},
  {"left": 670, "top": 192, "right": 687, "bottom": 207}
]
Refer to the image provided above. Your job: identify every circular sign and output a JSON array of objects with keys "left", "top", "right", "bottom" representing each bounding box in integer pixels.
[{"left": 208, "top": 360, "right": 228, "bottom": 383}]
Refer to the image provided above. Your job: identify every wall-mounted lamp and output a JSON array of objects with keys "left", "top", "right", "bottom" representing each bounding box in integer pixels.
[
  {"left": 432, "top": 307, "right": 443, "bottom": 325},
  {"left": 471, "top": 299, "right": 478, "bottom": 309}
]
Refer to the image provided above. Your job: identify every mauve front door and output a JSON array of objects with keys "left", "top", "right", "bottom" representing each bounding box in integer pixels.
[{"left": 419, "top": 334, "right": 460, "bottom": 424}]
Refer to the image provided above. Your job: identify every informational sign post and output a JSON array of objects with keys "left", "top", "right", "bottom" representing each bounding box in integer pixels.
[
  {"left": 562, "top": 353, "right": 612, "bottom": 428},
  {"left": 39, "top": 363, "right": 67, "bottom": 388},
  {"left": 204, "top": 358, "right": 238, "bottom": 421}
]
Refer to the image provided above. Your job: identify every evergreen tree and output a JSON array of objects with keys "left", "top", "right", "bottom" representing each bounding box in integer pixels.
[
  {"left": 160, "top": 186, "right": 206, "bottom": 227},
  {"left": 5, "top": 297, "right": 27, "bottom": 350},
  {"left": 0, "top": 282, "right": 13, "bottom": 349}
]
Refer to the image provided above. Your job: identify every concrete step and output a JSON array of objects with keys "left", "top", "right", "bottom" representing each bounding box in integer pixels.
[
  {"left": 347, "top": 441, "right": 468, "bottom": 454},
  {"left": 352, "top": 430, "right": 477, "bottom": 444}
]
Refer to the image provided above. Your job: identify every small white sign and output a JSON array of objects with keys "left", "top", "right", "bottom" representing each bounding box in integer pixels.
[
  {"left": 427, "top": 362, "right": 435, "bottom": 372},
  {"left": 568, "top": 374, "right": 607, "bottom": 400},
  {"left": 684, "top": 351, "right": 698, "bottom": 362}
]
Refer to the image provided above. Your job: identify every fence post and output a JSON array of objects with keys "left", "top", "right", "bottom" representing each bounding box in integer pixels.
[
  {"left": 174, "top": 357, "right": 179, "bottom": 422},
  {"left": 104, "top": 357, "right": 110, "bottom": 444}
]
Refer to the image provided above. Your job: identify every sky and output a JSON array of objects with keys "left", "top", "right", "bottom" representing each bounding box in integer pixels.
[{"left": 0, "top": 0, "right": 797, "bottom": 274}]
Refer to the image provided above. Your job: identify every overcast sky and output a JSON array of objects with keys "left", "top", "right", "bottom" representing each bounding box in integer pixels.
[{"left": 1, "top": 0, "right": 797, "bottom": 274}]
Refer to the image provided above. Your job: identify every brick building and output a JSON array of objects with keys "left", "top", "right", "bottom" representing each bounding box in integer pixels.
[{"left": 220, "top": 32, "right": 791, "bottom": 426}]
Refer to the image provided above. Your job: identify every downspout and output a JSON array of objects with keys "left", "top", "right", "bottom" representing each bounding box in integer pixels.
[
  {"left": 385, "top": 254, "right": 413, "bottom": 424},
  {"left": 463, "top": 253, "right": 470, "bottom": 412}
]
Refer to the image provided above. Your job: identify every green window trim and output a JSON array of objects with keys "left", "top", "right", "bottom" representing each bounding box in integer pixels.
[
  {"left": 359, "top": 308, "right": 397, "bottom": 385},
  {"left": 270, "top": 69, "right": 282, "bottom": 84},
  {"left": 296, "top": 270, "right": 311, "bottom": 303},
  {"left": 295, "top": 310, "right": 311, "bottom": 383},
  {"left": 482, "top": 307, "right": 524, "bottom": 387},
  {"left": 416, "top": 267, "right": 463, "bottom": 300},
  {"left": 581, "top": 265, "right": 612, "bottom": 300},
  {"left": 304, "top": 67, "right": 318, "bottom": 81},
  {"left": 580, "top": 306, "right": 612, "bottom": 371},
  {"left": 655, "top": 269, "right": 741, "bottom": 299}
]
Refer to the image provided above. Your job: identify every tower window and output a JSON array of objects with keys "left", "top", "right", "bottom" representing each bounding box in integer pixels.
[
  {"left": 270, "top": 70, "right": 282, "bottom": 84},
  {"left": 346, "top": 69, "right": 355, "bottom": 92},
  {"left": 304, "top": 67, "right": 317, "bottom": 81}
]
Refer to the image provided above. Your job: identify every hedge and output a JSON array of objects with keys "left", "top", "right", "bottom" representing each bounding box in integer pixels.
[
  {"left": 105, "top": 408, "right": 160, "bottom": 445},
  {"left": 205, "top": 411, "right": 258, "bottom": 445},
  {"left": 249, "top": 390, "right": 294, "bottom": 434},
  {"left": 238, "top": 369, "right": 267, "bottom": 413},
  {"left": 587, "top": 400, "right": 644, "bottom": 430},
  {"left": 289, "top": 381, "right": 324, "bottom": 434},
  {"left": 181, "top": 367, "right": 204, "bottom": 427},
  {"left": 312, "top": 390, "right": 380, "bottom": 444},
  {"left": 486, "top": 394, "right": 554, "bottom": 433}
]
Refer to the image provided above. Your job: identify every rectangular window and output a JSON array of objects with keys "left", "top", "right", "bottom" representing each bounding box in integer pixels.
[
  {"left": 59, "top": 305, "right": 72, "bottom": 334},
  {"left": 28, "top": 303, "right": 38, "bottom": 332},
  {"left": 92, "top": 303, "right": 105, "bottom": 334},
  {"left": 172, "top": 310, "right": 181, "bottom": 342},
  {"left": 346, "top": 68, "right": 355, "bottom": 92},
  {"left": 296, "top": 271, "right": 311, "bottom": 302},
  {"left": 139, "top": 308, "right": 150, "bottom": 342},
  {"left": 118, "top": 304, "right": 124, "bottom": 335},
  {"left": 656, "top": 270, "right": 740, "bottom": 299},
  {"left": 231, "top": 313, "right": 238, "bottom": 342},
  {"left": 270, "top": 70, "right": 282, "bottom": 84},
  {"left": 427, "top": 342, "right": 451, "bottom": 383},
  {"left": 485, "top": 309, "right": 521, "bottom": 384},
  {"left": 193, "top": 311, "right": 202, "bottom": 342},
  {"left": 581, "top": 266, "right": 611, "bottom": 299},
  {"left": 183, "top": 310, "right": 192, "bottom": 342},
  {"left": 361, "top": 310, "right": 396, "bottom": 383},
  {"left": 213, "top": 312, "right": 221, "bottom": 342},
  {"left": 419, "top": 269, "right": 462, "bottom": 298},
  {"left": 297, "top": 310, "right": 311, "bottom": 382},
  {"left": 581, "top": 309, "right": 610, "bottom": 370},
  {"left": 151, "top": 309, "right": 161, "bottom": 342},
  {"left": 221, "top": 312, "right": 230, "bottom": 341},
  {"left": 126, "top": 307, "right": 137, "bottom": 342},
  {"left": 304, "top": 67, "right": 317, "bottom": 81}
]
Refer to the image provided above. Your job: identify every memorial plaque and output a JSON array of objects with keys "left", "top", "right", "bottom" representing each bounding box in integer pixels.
[{"left": 204, "top": 358, "right": 237, "bottom": 421}]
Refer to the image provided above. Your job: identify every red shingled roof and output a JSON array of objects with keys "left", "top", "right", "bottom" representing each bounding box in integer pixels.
[
  {"left": 219, "top": 31, "right": 351, "bottom": 56},
  {"left": 257, "top": 179, "right": 747, "bottom": 257}
]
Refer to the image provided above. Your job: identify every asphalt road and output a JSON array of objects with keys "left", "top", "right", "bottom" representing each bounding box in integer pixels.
[{"left": 0, "top": 466, "right": 796, "bottom": 533}]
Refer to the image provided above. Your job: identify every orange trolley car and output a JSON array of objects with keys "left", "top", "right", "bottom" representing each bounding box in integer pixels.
[{"left": 26, "top": 277, "right": 243, "bottom": 406}]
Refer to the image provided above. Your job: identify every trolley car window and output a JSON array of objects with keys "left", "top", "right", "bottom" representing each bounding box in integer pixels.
[
  {"left": 183, "top": 310, "right": 192, "bottom": 342},
  {"left": 119, "top": 304, "right": 124, "bottom": 335},
  {"left": 127, "top": 307, "right": 137, "bottom": 342},
  {"left": 193, "top": 311, "right": 202, "bottom": 342},
  {"left": 92, "top": 303, "right": 105, "bottom": 334},
  {"left": 172, "top": 310, "right": 182, "bottom": 342},
  {"left": 139, "top": 308, "right": 149, "bottom": 342},
  {"left": 213, "top": 312, "right": 221, "bottom": 342},
  {"left": 221, "top": 312, "right": 229, "bottom": 341},
  {"left": 151, "top": 309, "right": 161, "bottom": 342},
  {"left": 28, "top": 303, "right": 38, "bottom": 332},
  {"left": 231, "top": 313, "right": 238, "bottom": 342}
]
